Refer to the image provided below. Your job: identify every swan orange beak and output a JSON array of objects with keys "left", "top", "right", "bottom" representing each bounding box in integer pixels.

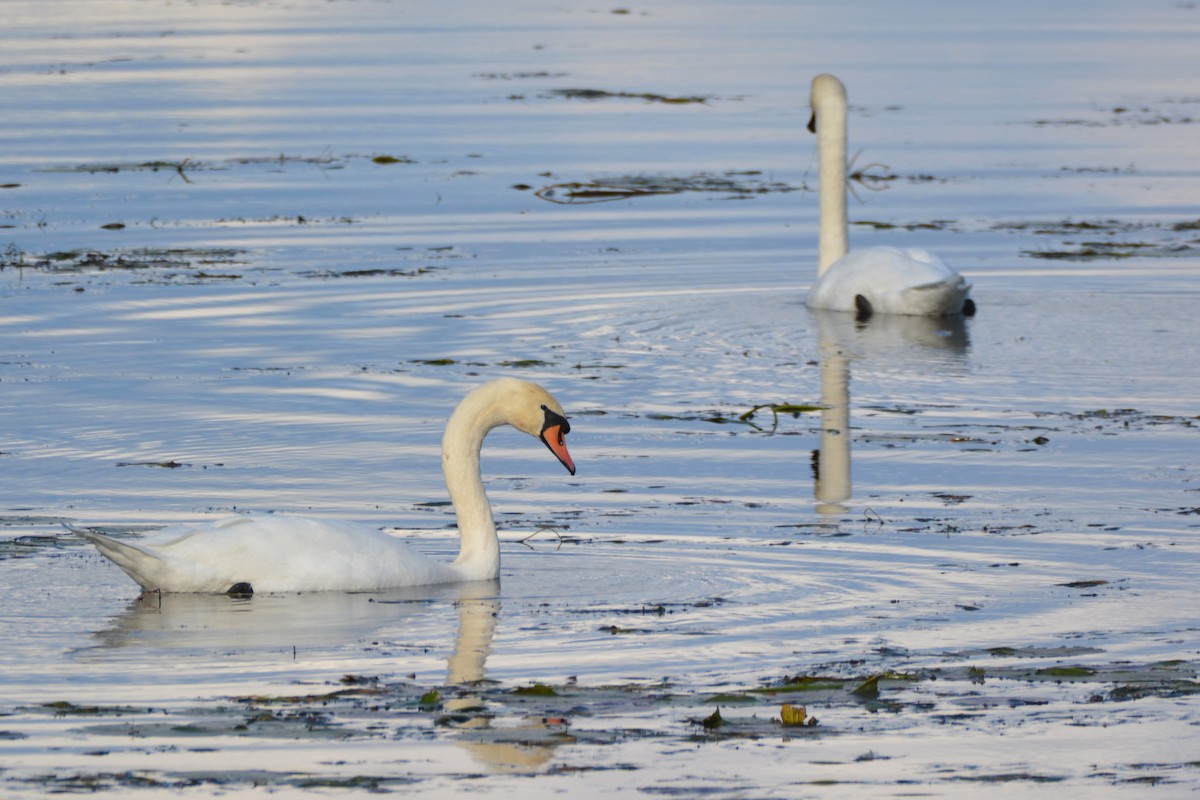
[
  {"left": 539, "top": 405, "right": 575, "bottom": 475},
  {"left": 541, "top": 423, "right": 575, "bottom": 475}
]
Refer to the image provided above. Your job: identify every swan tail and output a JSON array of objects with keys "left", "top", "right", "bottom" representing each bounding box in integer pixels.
[
  {"left": 901, "top": 277, "right": 973, "bottom": 316},
  {"left": 67, "top": 525, "right": 168, "bottom": 592}
]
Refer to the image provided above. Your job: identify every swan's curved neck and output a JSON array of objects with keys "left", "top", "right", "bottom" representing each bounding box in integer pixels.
[
  {"left": 441, "top": 389, "right": 505, "bottom": 582},
  {"left": 816, "top": 83, "right": 849, "bottom": 275}
]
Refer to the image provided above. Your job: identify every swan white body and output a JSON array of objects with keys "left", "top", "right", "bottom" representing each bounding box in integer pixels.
[
  {"left": 75, "top": 378, "right": 575, "bottom": 594},
  {"left": 806, "top": 73, "right": 973, "bottom": 318}
]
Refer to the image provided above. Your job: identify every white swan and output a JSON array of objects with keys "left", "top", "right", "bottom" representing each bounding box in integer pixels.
[
  {"left": 806, "top": 73, "right": 975, "bottom": 319},
  {"left": 72, "top": 378, "right": 575, "bottom": 594}
]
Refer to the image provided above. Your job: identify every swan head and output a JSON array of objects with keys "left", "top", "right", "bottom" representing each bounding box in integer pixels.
[
  {"left": 525, "top": 382, "right": 574, "bottom": 476},
  {"left": 471, "top": 378, "right": 575, "bottom": 476},
  {"left": 807, "top": 73, "right": 847, "bottom": 134}
]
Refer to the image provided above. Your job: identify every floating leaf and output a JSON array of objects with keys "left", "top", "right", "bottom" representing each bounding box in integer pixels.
[
  {"left": 705, "top": 693, "right": 756, "bottom": 704},
  {"left": 600, "top": 625, "right": 646, "bottom": 635},
  {"left": 1036, "top": 666, "right": 1096, "bottom": 678},
  {"left": 739, "top": 403, "right": 824, "bottom": 431},
  {"left": 851, "top": 675, "right": 881, "bottom": 699},
  {"left": 752, "top": 675, "right": 848, "bottom": 694},
  {"left": 779, "top": 703, "right": 815, "bottom": 727},
  {"left": 770, "top": 403, "right": 824, "bottom": 415}
]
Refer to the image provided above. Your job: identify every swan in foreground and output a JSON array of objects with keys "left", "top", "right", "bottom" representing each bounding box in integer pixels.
[
  {"left": 72, "top": 378, "right": 575, "bottom": 594},
  {"left": 806, "top": 73, "right": 975, "bottom": 319}
]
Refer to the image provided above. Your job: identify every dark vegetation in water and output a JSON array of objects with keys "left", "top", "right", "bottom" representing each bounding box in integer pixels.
[
  {"left": 999, "top": 214, "right": 1200, "bottom": 260},
  {"left": 518, "top": 88, "right": 713, "bottom": 104},
  {"left": 474, "top": 71, "right": 570, "bottom": 80},
  {"left": 0, "top": 244, "right": 452, "bottom": 283},
  {"left": 644, "top": 401, "right": 1197, "bottom": 453},
  {"left": 8, "top": 655, "right": 1196, "bottom": 793},
  {"left": 533, "top": 171, "right": 799, "bottom": 203},
  {"left": 298, "top": 265, "right": 440, "bottom": 280},
  {"left": 1022, "top": 242, "right": 1188, "bottom": 261},
  {"left": 35, "top": 152, "right": 411, "bottom": 180},
  {"left": 1028, "top": 97, "right": 1199, "bottom": 128},
  {"left": 114, "top": 460, "right": 190, "bottom": 469},
  {"left": 408, "top": 357, "right": 555, "bottom": 369},
  {"left": 404, "top": 358, "right": 626, "bottom": 381},
  {"left": 370, "top": 154, "right": 415, "bottom": 165},
  {"left": 0, "top": 246, "right": 247, "bottom": 279},
  {"left": 842, "top": 216, "right": 1200, "bottom": 260}
]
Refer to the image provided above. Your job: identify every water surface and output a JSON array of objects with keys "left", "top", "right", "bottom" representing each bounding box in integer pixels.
[{"left": 2, "top": 0, "right": 1198, "bottom": 796}]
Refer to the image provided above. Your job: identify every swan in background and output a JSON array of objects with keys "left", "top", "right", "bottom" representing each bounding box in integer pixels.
[
  {"left": 806, "top": 73, "right": 975, "bottom": 319},
  {"left": 72, "top": 378, "right": 575, "bottom": 594}
]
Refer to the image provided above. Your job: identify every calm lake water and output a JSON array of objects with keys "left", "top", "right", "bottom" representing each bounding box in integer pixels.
[{"left": 2, "top": 0, "right": 1198, "bottom": 796}]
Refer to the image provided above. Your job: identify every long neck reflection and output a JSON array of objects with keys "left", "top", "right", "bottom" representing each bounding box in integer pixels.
[
  {"left": 444, "top": 581, "right": 499, "bottom": 688},
  {"left": 442, "top": 583, "right": 566, "bottom": 771},
  {"left": 815, "top": 340, "right": 851, "bottom": 514}
]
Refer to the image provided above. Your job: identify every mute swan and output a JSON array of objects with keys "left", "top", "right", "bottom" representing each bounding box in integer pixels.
[
  {"left": 72, "top": 378, "right": 575, "bottom": 594},
  {"left": 806, "top": 73, "right": 975, "bottom": 319}
]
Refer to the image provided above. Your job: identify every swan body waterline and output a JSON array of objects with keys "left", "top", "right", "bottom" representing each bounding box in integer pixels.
[
  {"left": 806, "top": 73, "right": 974, "bottom": 319},
  {"left": 73, "top": 378, "right": 575, "bottom": 594}
]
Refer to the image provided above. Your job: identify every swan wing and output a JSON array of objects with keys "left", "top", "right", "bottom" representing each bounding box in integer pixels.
[
  {"left": 74, "top": 516, "right": 459, "bottom": 593},
  {"left": 808, "top": 247, "right": 970, "bottom": 316},
  {"left": 887, "top": 274, "right": 972, "bottom": 316}
]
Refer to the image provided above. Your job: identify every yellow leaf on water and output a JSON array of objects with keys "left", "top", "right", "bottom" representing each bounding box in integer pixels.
[{"left": 780, "top": 703, "right": 808, "bottom": 726}]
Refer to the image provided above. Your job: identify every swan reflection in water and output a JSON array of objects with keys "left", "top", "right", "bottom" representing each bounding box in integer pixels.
[
  {"left": 809, "top": 309, "right": 971, "bottom": 514},
  {"left": 83, "top": 580, "right": 562, "bottom": 771}
]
